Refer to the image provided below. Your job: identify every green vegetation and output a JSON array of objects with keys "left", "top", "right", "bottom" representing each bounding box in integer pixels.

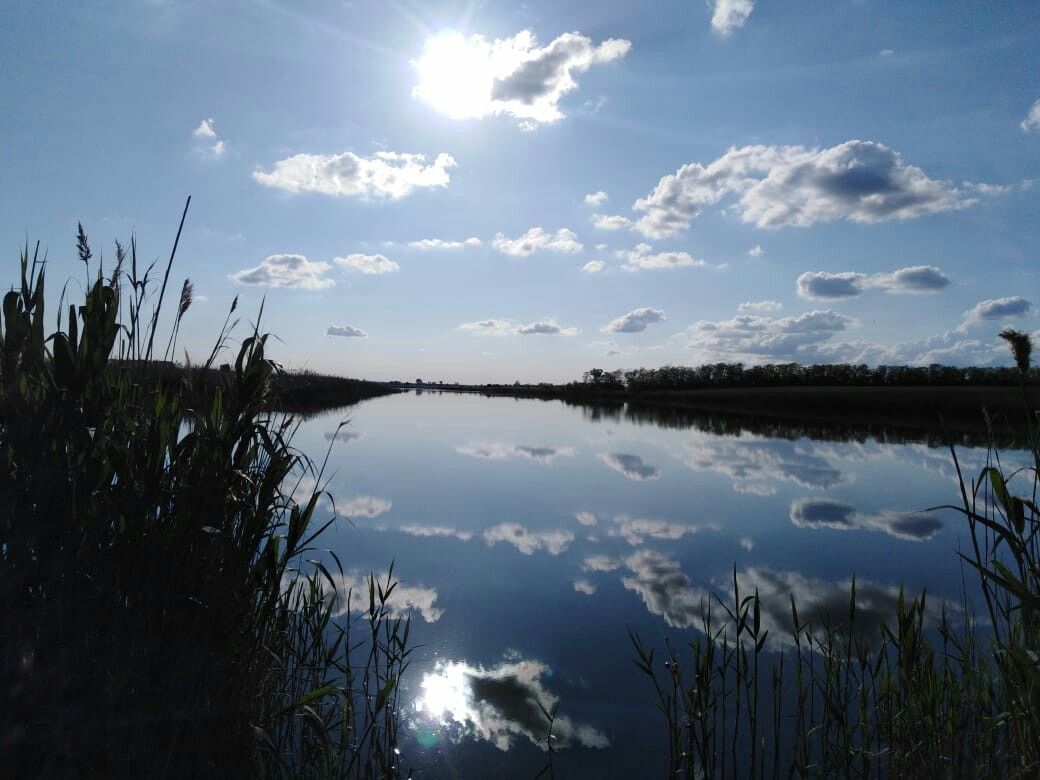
[
  {"left": 630, "top": 331, "right": 1040, "bottom": 778},
  {"left": 0, "top": 218, "right": 410, "bottom": 778}
]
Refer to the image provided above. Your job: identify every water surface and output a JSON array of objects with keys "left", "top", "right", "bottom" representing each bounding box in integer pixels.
[{"left": 291, "top": 391, "right": 1010, "bottom": 777}]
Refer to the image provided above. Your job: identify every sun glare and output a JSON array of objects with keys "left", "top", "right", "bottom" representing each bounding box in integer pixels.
[{"left": 412, "top": 30, "right": 494, "bottom": 120}]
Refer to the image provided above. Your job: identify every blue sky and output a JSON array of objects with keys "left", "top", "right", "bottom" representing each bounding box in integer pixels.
[{"left": 2, "top": 0, "right": 1038, "bottom": 382}]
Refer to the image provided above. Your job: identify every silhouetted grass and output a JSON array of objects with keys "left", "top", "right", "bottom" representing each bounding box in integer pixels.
[{"left": 0, "top": 213, "right": 409, "bottom": 778}]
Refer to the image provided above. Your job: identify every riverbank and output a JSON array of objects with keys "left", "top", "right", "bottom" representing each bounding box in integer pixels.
[{"left": 416, "top": 383, "right": 1039, "bottom": 437}]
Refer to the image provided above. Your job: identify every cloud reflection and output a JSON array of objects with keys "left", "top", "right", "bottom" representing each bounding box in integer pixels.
[
  {"left": 609, "top": 516, "right": 699, "bottom": 545},
  {"left": 622, "top": 551, "right": 927, "bottom": 647},
  {"left": 483, "top": 523, "right": 574, "bottom": 555},
  {"left": 684, "top": 438, "right": 844, "bottom": 492},
  {"left": 317, "top": 571, "right": 443, "bottom": 623},
  {"left": 338, "top": 495, "right": 393, "bottom": 518},
  {"left": 324, "top": 430, "right": 363, "bottom": 443},
  {"left": 790, "top": 498, "right": 942, "bottom": 541},
  {"left": 457, "top": 443, "right": 576, "bottom": 463},
  {"left": 412, "top": 658, "right": 609, "bottom": 752},
  {"left": 599, "top": 452, "right": 661, "bottom": 481}
]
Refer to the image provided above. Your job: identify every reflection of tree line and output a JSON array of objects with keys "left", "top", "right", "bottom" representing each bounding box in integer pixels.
[{"left": 564, "top": 398, "right": 1026, "bottom": 449}]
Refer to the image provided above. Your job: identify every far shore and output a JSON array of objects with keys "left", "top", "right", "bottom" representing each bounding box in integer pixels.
[{"left": 390, "top": 382, "right": 1040, "bottom": 438}]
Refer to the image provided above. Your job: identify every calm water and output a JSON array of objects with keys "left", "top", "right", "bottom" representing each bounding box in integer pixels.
[{"left": 290, "top": 390, "right": 1013, "bottom": 778}]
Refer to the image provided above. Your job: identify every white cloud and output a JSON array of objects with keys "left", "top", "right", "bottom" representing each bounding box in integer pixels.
[
  {"left": 338, "top": 495, "right": 392, "bottom": 518},
  {"left": 683, "top": 438, "right": 845, "bottom": 492},
  {"left": 599, "top": 453, "right": 661, "bottom": 481},
  {"left": 460, "top": 319, "right": 578, "bottom": 336},
  {"left": 397, "top": 525, "right": 473, "bottom": 541},
  {"left": 253, "top": 150, "right": 456, "bottom": 199},
  {"left": 603, "top": 307, "right": 667, "bottom": 333},
  {"left": 687, "top": 310, "right": 854, "bottom": 361},
  {"left": 457, "top": 443, "right": 575, "bottom": 463},
  {"left": 317, "top": 571, "right": 442, "bottom": 622},
  {"left": 575, "top": 511, "right": 597, "bottom": 526},
  {"left": 516, "top": 320, "right": 578, "bottom": 335},
  {"left": 491, "top": 227, "right": 583, "bottom": 256},
  {"left": 609, "top": 516, "right": 699, "bottom": 545},
  {"left": 584, "top": 191, "right": 609, "bottom": 206},
  {"left": 960, "top": 296, "right": 1032, "bottom": 327},
  {"left": 573, "top": 579, "right": 597, "bottom": 595},
  {"left": 210, "top": 139, "right": 226, "bottom": 157},
  {"left": 1021, "top": 99, "right": 1040, "bottom": 133},
  {"left": 592, "top": 214, "right": 632, "bottom": 230},
  {"left": 327, "top": 324, "right": 368, "bottom": 338},
  {"left": 412, "top": 29, "right": 631, "bottom": 127},
  {"left": 632, "top": 141, "right": 978, "bottom": 238},
  {"left": 796, "top": 271, "right": 868, "bottom": 300},
  {"left": 582, "top": 555, "right": 621, "bottom": 572},
  {"left": 193, "top": 118, "right": 217, "bottom": 138},
  {"left": 738, "top": 300, "right": 782, "bottom": 312},
  {"left": 414, "top": 657, "right": 608, "bottom": 752},
  {"left": 231, "top": 254, "right": 334, "bottom": 289},
  {"left": 748, "top": 244, "right": 764, "bottom": 257},
  {"left": 334, "top": 253, "right": 399, "bottom": 275},
  {"left": 582, "top": 260, "right": 605, "bottom": 273},
  {"left": 711, "top": 0, "right": 755, "bottom": 36},
  {"left": 621, "top": 243, "right": 712, "bottom": 271},
  {"left": 797, "top": 266, "right": 952, "bottom": 300},
  {"left": 790, "top": 498, "right": 942, "bottom": 542},
  {"left": 880, "top": 49, "right": 895, "bottom": 57},
  {"left": 408, "top": 237, "right": 482, "bottom": 249},
  {"left": 483, "top": 523, "right": 574, "bottom": 555}
]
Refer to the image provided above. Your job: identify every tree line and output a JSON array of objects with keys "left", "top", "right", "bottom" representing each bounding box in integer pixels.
[{"left": 579, "top": 362, "right": 1034, "bottom": 391}]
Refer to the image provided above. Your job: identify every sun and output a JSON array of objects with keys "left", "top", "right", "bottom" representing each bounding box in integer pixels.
[{"left": 412, "top": 30, "right": 494, "bottom": 120}]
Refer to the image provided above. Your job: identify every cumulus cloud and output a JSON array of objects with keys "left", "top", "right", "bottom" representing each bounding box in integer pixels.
[
  {"left": 483, "top": 523, "right": 575, "bottom": 555},
  {"left": 599, "top": 453, "right": 661, "bottom": 481},
  {"left": 414, "top": 657, "right": 608, "bottom": 752},
  {"left": 961, "top": 296, "right": 1031, "bottom": 327},
  {"left": 327, "top": 324, "right": 367, "bottom": 338},
  {"left": 631, "top": 141, "right": 978, "bottom": 238},
  {"left": 517, "top": 320, "right": 579, "bottom": 335},
  {"left": 748, "top": 244, "right": 764, "bottom": 257},
  {"left": 796, "top": 271, "right": 868, "bottom": 300},
  {"left": 622, "top": 551, "right": 921, "bottom": 647},
  {"left": 338, "top": 495, "right": 392, "bottom": 518},
  {"left": 575, "top": 511, "right": 598, "bottom": 526},
  {"left": 1022, "top": 99, "right": 1040, "bottom": 133},
  {"left": 314, "top": 570, "right": 442, "bottom": 622},
  {"left": 253, "top": 150, "right": 456, "bottom": 199},
  {"left": 797, "top": 266, "right": 951, "bottom": 300},
  {"left": 711, "top": 0, "right": 755, "bottom": 36},
  {"left": 683, "top": 439, "right": 845, "bottom": 492},
  {"left": 491, "top": 227, "right": 582, "bottom": 256},
  {"left": 408, "top": 237, "right": 482, "bottom": 249},
  {"left": 412, "top": 29, "right": 631, "bottom": 127},
  {"left": 457, "top": 443, "right": 575, "bottom": 463},
  {"left": 592, "top": 214, "right": 632, "bottom": 230},
  {"left": 603, "top": 307, "right": 666, "bottom": 334},
  {"left": 334, "top": 253, "right": 399, "bottom": 274},
  {"left": 584, "top": 191, "right": 609, "bottom": 206},
  {"left": 687, "top": 310, "right": 853, "bottom": 361},
  {"left": 582, "top": 260, "right": 605, "bottom": 273},
  {"left": 609, "top": 516, "right": 699, "bottom": 545},
  {"left": 572, "top": 579, "right": 597, "bottom": 595},
  {"left": 738, "top": 300, "right": 782, "bottom": 312},
  {"left": 459, "top": 319, "right": 578, "bottom": 336},
  {"left": 396, "top": 524, "right": 473, "bottom": 541},
  {"left": 790, "top": 497, "right": 942, "bottom": 542},
  {"left": 192, "top": 118, "right": 226, "bottom": 158},
  {"left": 231, "top": 254, "right": 334, "bottom": 289},
  {"left": 582, "top": 555, "right": 621, "bottom": 572},
  {"left": 621, "top": 243, "right": 712, "bottom": 271}
]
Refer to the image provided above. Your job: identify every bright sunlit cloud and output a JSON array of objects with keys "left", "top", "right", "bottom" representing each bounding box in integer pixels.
[{"left": 412, "top": 29, "right": 631, "bottom": 127}]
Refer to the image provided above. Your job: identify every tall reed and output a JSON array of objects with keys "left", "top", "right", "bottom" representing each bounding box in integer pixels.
[{"left": 0, "top": 212, "right": 408, "bottom": 778}]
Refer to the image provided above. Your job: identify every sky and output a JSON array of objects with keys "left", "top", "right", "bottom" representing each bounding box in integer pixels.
[{"left": 1, "top": 0, "right": 1039, "bottom": 383}]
